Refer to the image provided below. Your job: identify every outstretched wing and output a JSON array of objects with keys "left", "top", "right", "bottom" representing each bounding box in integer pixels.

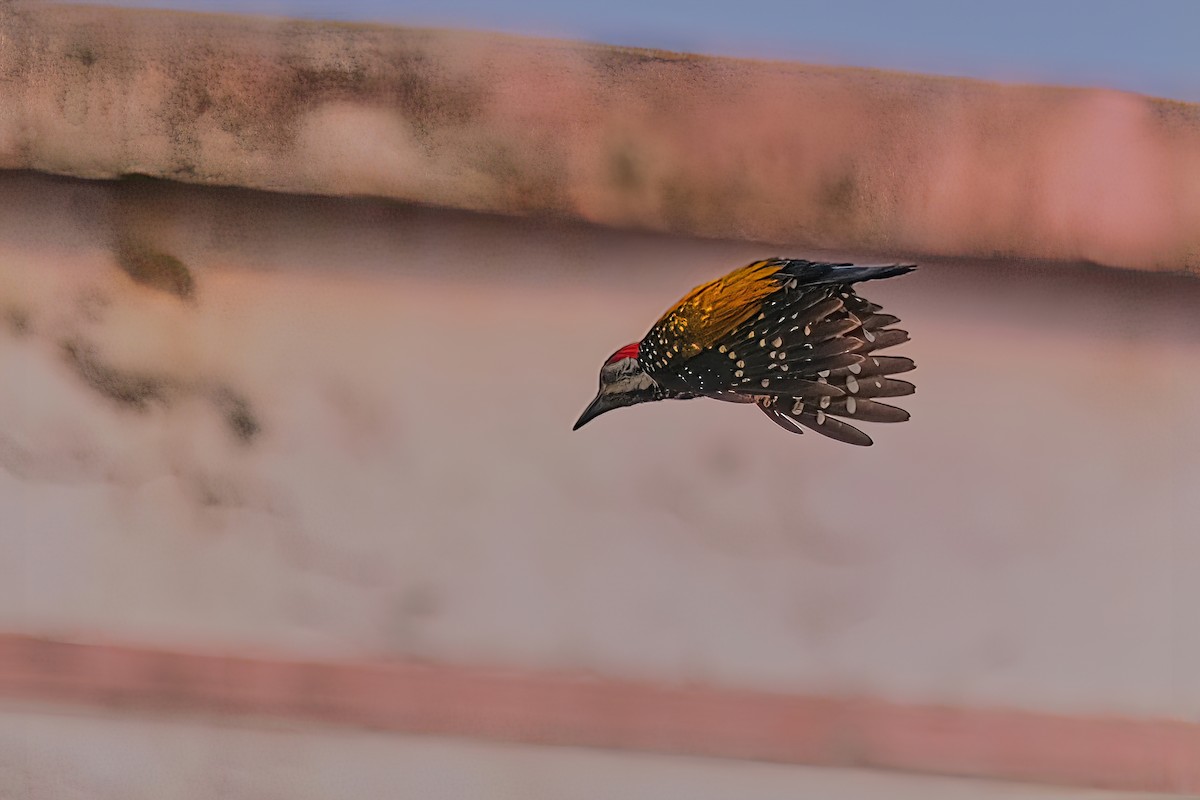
[{"left": 640, "top": 259, "right": 785, "bottom": 367}]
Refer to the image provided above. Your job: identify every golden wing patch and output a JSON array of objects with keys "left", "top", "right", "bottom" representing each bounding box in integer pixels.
[{"left": 649, "top": 259, "right": 783, "bottom": 358}]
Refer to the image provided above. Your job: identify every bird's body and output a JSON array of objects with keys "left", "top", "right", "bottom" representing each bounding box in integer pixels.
[{"left": 575, "top": 258, "right": 916, "bottom": 445}]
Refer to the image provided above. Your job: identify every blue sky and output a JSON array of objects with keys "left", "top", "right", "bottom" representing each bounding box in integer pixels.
[{"left": 100, "top": 1, "right": 1200, "bottom": 102}]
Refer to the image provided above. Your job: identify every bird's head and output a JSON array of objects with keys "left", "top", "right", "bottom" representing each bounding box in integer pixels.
[{"left": 573, "top": 342, "right": 660, "bottom": 430}]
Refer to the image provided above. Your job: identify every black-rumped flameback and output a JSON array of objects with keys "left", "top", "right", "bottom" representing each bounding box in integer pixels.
[{"left": 574, "top": 258, "right": 917, "bottom": 446}]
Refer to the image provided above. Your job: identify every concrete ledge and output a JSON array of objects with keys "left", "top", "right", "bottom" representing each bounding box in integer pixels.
[
  {"left": 2, "top": 3, "right": 1198, "bottom": 270},
  {"left": 0, "top": 635, "right": 1196, "bottom": 794}
]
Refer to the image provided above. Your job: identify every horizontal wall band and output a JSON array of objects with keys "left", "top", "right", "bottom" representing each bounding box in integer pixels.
[
  {"left": 5, "top": 3, "right": 1200, "bottom": 271},
  {"left": 0, "top": 634, "right": 1195, "bottom": 794}
]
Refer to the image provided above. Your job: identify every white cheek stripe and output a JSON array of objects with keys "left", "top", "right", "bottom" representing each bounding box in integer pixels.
[
  {"left": 601, "top": 358, "right": 656, "bottom": 394},
  {"left": 603, "top": 371, "right": 656, "bottom": 394}
]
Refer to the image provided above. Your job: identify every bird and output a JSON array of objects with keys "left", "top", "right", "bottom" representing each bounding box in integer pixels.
[{"left": 573, "top": 258, "right": 916, "bottom": 445}]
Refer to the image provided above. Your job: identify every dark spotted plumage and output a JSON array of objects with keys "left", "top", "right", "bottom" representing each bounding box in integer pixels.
[{"left": 575, "top": 258, "right": 916, "bottom": 445}]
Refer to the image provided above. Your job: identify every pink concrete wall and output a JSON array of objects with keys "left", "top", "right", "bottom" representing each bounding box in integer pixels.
[
  {"left": 1, "top": 4, "right": 1198, "bottom": 271},
  {"left": 2, "top": 6, "right": 1199, "bottom": 790},
  {"left": 1, "top": 171, "right": 1199, "bottom": 791}
]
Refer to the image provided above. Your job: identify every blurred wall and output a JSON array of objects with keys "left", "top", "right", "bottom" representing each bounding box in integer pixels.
[
  {"left": 0, "top": 705, "right": 1145, "bottom": 800},
  {"left": 2, "top": 3, "right": 1199, "bottom": 271},
  {"left": 4, "top": 3, "right": 1200, "bottom": 794},
  {"left": 0, "top": 173, "right": 1198, "bottom": 793}
]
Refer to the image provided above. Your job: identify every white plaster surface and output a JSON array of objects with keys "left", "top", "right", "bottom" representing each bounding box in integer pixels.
[
  {"left": 0, "top": 705, "right": 1163, "bottom": 800},
  {"left": 1, "top": 172, "right": 1198, "bottom": 719}
]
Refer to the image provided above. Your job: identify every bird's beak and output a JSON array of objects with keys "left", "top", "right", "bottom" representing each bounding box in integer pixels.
[{"left": 573, "top": 393, "right": 615, "bottom": 430}]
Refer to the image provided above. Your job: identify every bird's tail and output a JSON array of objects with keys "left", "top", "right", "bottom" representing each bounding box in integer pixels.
[
  {"left": 826, "top": 263, "right": 916, "bottom": 284},
  {"left": 776, "top": 259, "right": 916, "bottom": 287}
]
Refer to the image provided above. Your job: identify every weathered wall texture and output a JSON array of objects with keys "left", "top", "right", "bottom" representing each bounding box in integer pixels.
[
  {"left": 1, "top": 3, "right": 1198, "bottom": 271},
  {"left": 2, "top": 171, "right": 1199, "bottom": 727},
  {"left": 4, "top": 6, "right": 1200, "bottom": 793}
]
